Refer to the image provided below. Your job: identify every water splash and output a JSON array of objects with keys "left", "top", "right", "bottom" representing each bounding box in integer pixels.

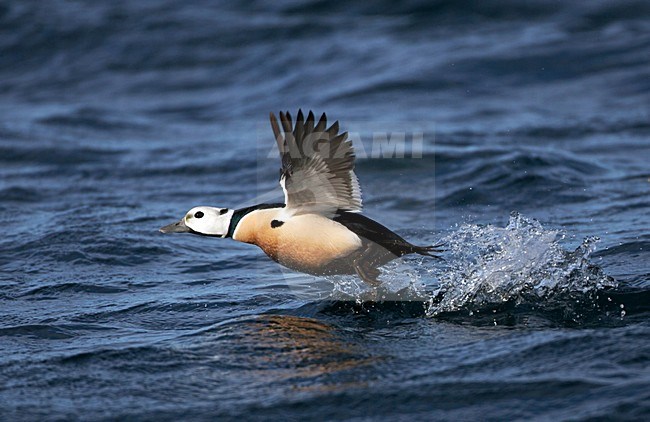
[
  {"left": 323, "top": 212, "right": 616, "bottom": 321},
  {"left": 426, "top": 212, "right": 616, "bottom": 316},
  {"left": 329, "top": 259, "right": 429, "bottom": 303}
]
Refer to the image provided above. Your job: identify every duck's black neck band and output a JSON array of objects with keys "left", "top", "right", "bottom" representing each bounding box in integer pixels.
[{"left": 225, "top": 203, "right": 285, "bottom": 238}]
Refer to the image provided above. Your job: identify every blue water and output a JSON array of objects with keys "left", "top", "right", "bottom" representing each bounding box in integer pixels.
[{"left": 1, "top": 1, "right": 649, "bottom": 420}]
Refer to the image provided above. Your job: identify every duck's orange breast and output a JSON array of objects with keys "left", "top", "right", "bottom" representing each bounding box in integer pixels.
[{"left": 233, "top": 210, "right": 362, "bottom": 274}]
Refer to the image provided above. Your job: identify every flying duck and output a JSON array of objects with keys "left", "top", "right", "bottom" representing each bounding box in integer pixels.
[{"left": 160, "top": 110, "right": 442, "bottom": 285}]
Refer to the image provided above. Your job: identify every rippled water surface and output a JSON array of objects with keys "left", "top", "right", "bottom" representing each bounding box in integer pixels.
[{"left": 1, "top": 1, "right": 649, "bottom": 420}]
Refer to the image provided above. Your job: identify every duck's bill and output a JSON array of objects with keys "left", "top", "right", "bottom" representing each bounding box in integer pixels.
[{"left": 159, "top": 219, "right": 190, "bottom": 234}]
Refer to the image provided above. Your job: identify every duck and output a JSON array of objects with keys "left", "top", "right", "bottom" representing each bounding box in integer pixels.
[{"left": 160, "top": 110, "right": 442, "bottom": 285}]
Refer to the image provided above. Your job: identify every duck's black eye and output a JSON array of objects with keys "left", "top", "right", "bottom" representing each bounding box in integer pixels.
[
  {"left": 219, "top": 208, "right": 229, "bottom": 215},
  {"left": 194, "top": 211, "right": 204, "bottom": 218}
]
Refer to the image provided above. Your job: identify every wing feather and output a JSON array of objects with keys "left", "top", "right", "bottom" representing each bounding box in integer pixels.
[
  {"left": 270, "top": 109, "right": 362, "bottom": 215},
  {"left": 269, "top": 112, "right": 283, "bottom": 154}
]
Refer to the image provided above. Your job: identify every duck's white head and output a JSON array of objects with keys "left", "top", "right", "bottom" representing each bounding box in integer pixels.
[{"left": 160, "top": 206, "right": 234, "bottom": 238}]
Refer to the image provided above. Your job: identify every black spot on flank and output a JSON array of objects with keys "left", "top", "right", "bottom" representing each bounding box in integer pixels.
[
  {"left": 271, "top": 220, "right": 284, "bottom": 228},
  {"left": 220, "top": 208, "right": 229, "bottom": 215},
  {"left": 194, "top": 211, "right": 204, "bottom": 218}
]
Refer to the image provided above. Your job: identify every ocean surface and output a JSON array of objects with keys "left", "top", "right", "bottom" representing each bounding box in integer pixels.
[{"left": 1, "top": 1, "right": 649, "bottom": 420}]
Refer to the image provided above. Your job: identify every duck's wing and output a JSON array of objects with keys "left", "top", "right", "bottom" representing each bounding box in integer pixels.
[{"left": 270, "top": 110, "right": 362, "bottom": 216}]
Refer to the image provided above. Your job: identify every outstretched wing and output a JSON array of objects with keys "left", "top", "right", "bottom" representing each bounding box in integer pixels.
[{"left": 270, "top": 110, "right": 362, "bottom": 215}]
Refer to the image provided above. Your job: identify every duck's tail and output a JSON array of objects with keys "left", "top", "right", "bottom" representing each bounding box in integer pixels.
[{"left": 410, "top": 242, "right": 445, "bottom": 260}]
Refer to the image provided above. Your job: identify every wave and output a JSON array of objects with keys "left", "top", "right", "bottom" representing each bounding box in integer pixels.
[
  {"left": 357, "top": 147, "right": 606, "bottom": 210},
  {"left": 19, "top": 282, "right": 127, "bottom": 297},
  {"left": 0, "top": 145, "right": 123, "bottom": 166},
  {"left": 0, "top": 186, "right": 43, "bottom": 203},
  {"left": 38, "top": 107, "right": 150, "bottom": 132},
  {"left": 3, "top": 230, "right": 174, "bottom": 272},
  {"left": 2, "top": 1, "right": 646, "bottom": 93},
  {"left": 0, "top": 324, "right": 76, "bottom": 339}
]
